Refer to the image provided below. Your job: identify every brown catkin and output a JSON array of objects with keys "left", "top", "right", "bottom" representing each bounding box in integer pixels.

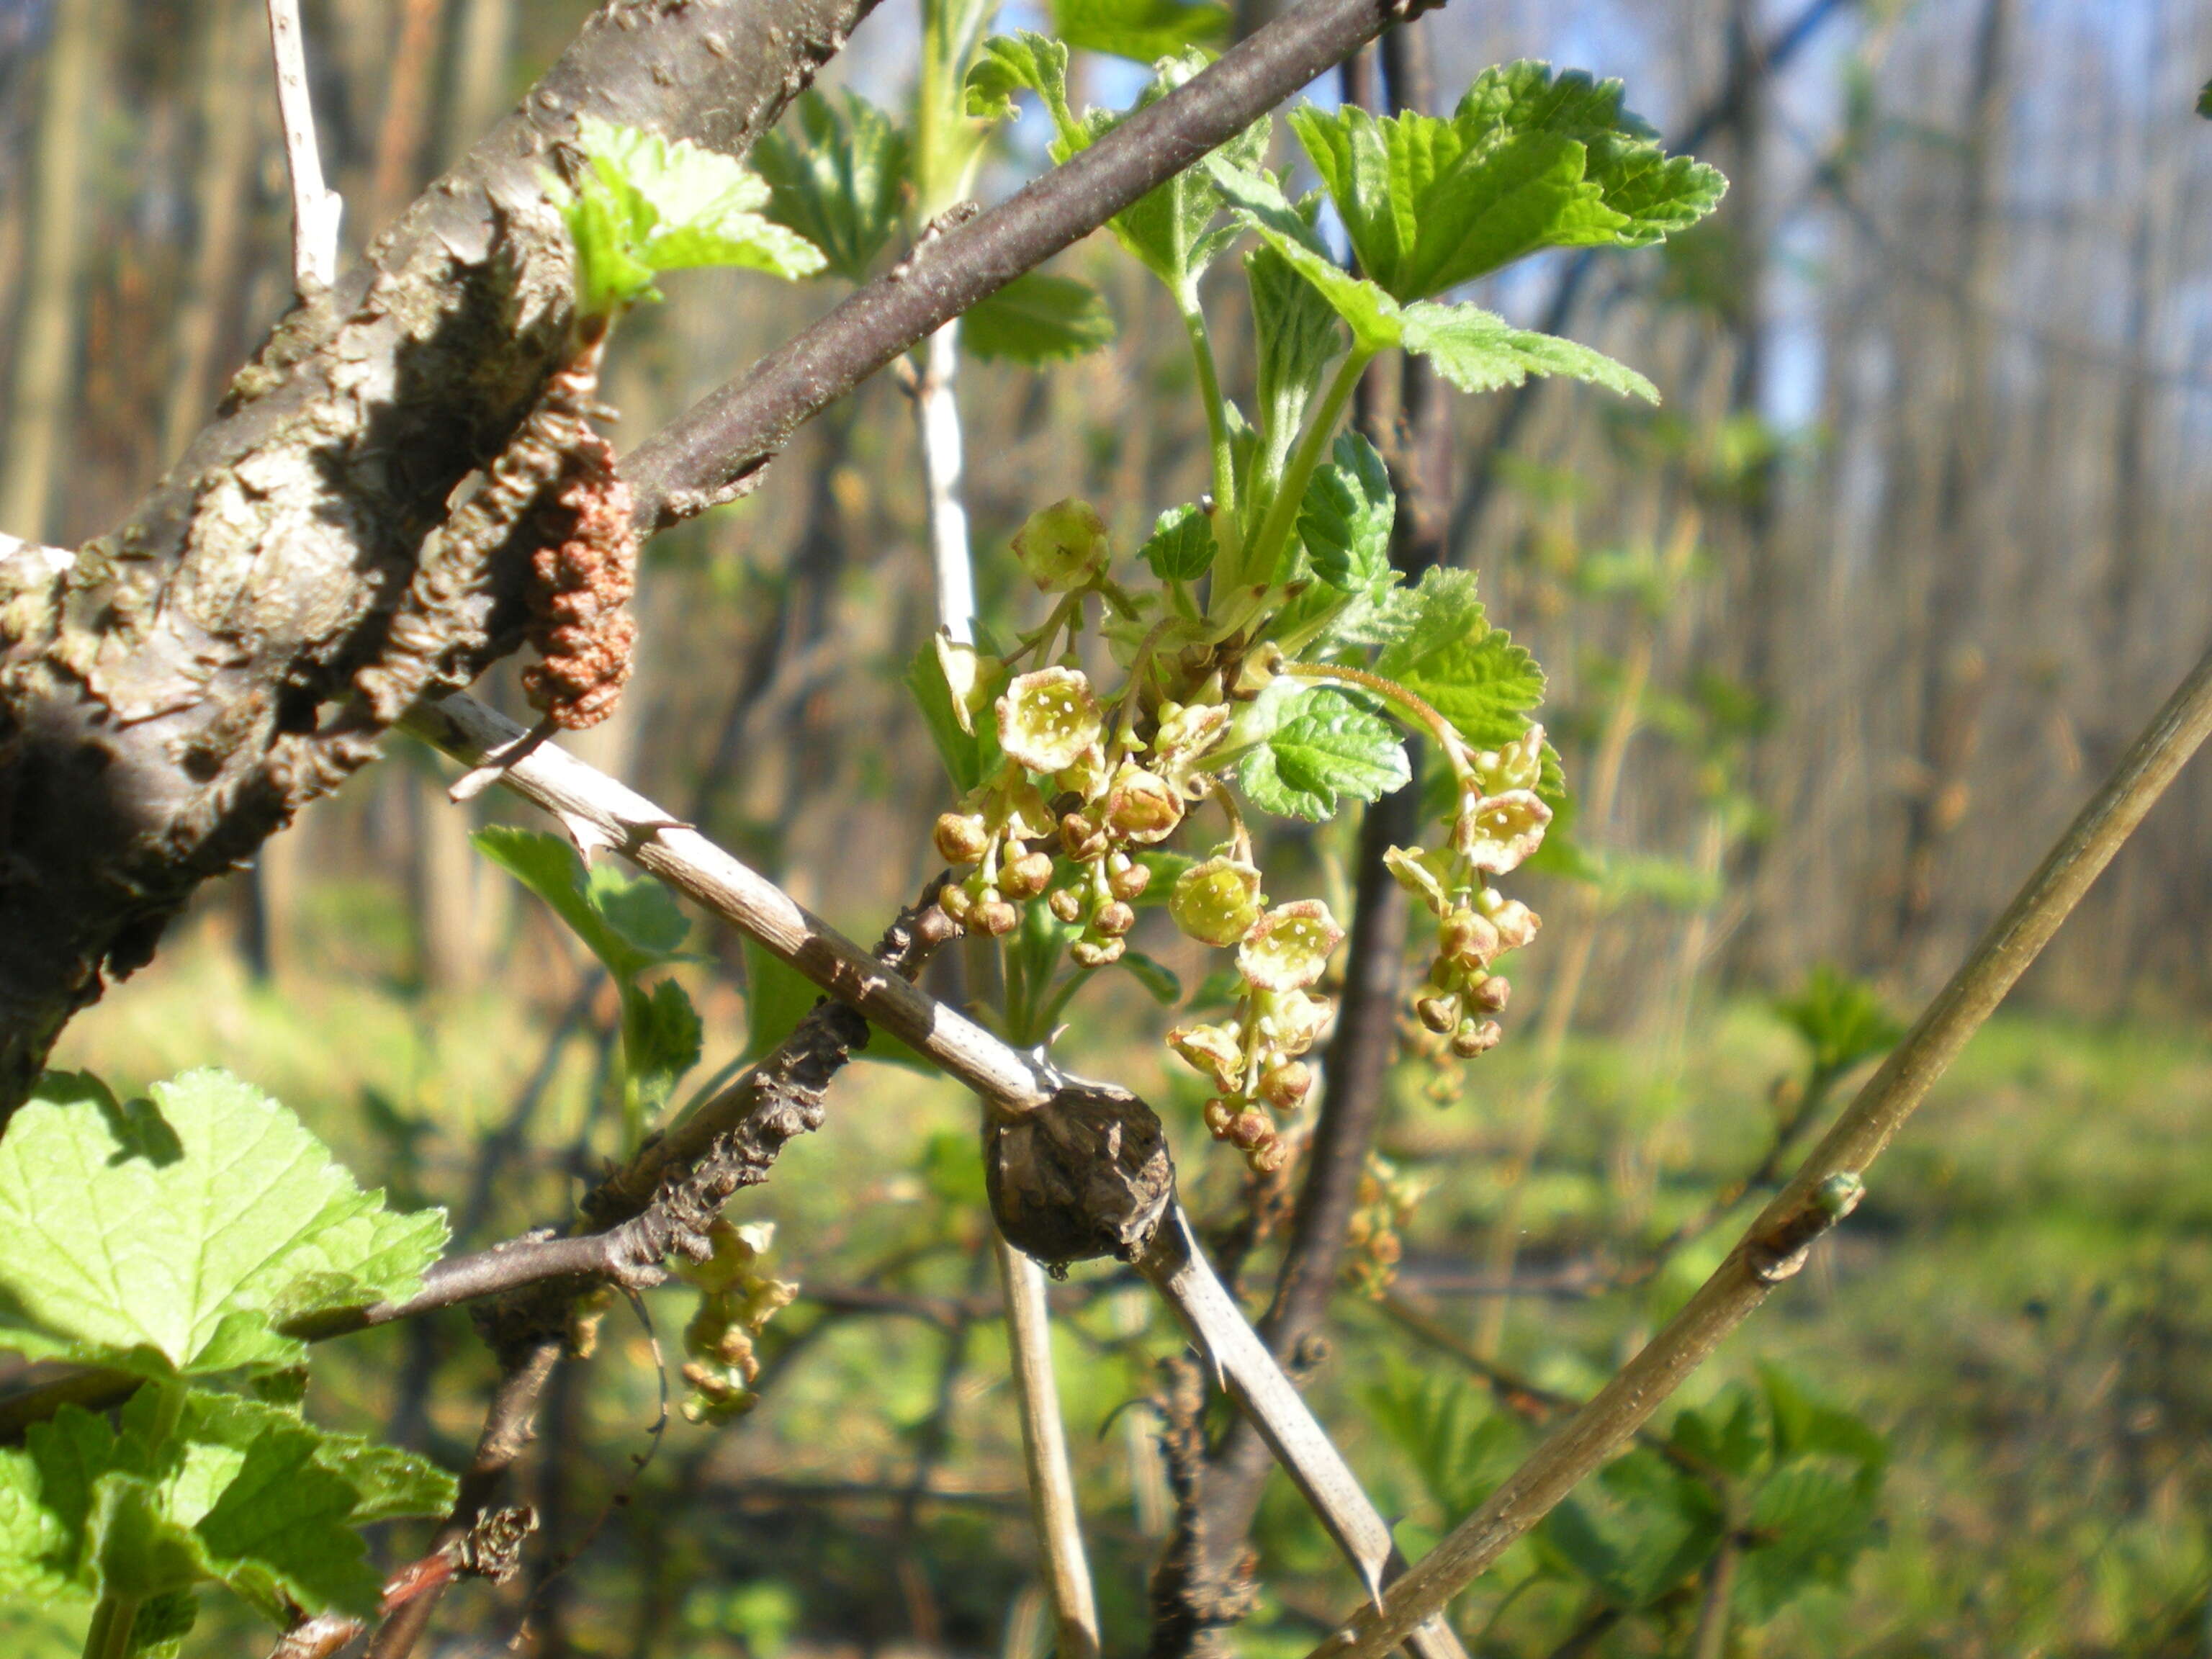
[{"left": 521, "top": 428, "right": 641, "bottom": 729}]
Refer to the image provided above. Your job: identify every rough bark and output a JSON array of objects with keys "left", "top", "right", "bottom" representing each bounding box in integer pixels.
[{"left": 0, "top": 0, "right": 872, "bottom": 1117}]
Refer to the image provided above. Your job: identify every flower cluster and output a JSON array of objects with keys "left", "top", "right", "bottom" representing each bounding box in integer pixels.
[
  {"left": 675, "top": 1219, "right": 798, "bottom": 1424},
  {"left": 1343, "top": 1153, "right": 1429, "bottom": 1298},
  {"left": 1389, "top": 725, "right": 1551, "bottom": 1061},
  {"left": 1166, "top": 872, "right": 1344, "bottom": 1172}
]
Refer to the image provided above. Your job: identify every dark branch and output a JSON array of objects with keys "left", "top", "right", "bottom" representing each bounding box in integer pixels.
[{"left": 621, "top": 0, "right": 1444, "bottom": 529}]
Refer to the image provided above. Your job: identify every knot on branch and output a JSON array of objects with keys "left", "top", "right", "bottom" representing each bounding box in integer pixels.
[{"left": 985, "top": 1079, "right": 1175, "bottom": 1274}]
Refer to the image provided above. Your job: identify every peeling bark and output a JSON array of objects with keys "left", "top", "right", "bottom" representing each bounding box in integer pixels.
[{"left": 0, "top": 0, "right": 874, "bottom": 1116}]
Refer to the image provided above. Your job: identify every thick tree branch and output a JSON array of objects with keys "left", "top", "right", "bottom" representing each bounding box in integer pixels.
[
  {"left": 621, "top": 0, "right": 1447, "bottom": 529},
  {"left": 1308, "top": 634, "right": 2212, "bottom": 1659},
  {"left": 0, "top": 0, "right": 873, "bottom": 1118}
]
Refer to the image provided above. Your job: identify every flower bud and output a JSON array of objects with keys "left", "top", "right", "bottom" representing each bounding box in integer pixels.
[
  {"left": 1202, "top": 1098, "right": 1236, "bottom": 1135},
  {"left": 1250, "top": 1139, "right": 1289, "bottom": 1174},
  {"left": 1060, "top": 811, "right": 1107, "bottom": 862},
  {"left": 1001, "top": 848, "right": 1054, "bottom": 899},
  {"left": 1258, "top": 988, "right": 1332, "bottom": 1058},
  {"left": 998, "top": 667, "right": 1104, "bottom": 775},
  {"left": 1170, "top": 855, "right": 1265, "bottom": 948},
  {"left": 1238, "top": 899, "right": 1344, "bottom": 992},
  {"left": 1439, "top": 909, "right": 1501, "bottom": 967},
  {"left": 1105, "top": 763, "right": 1183, "bottom": 845},
  {"left": 1227, "top": 1108, "right": 1273, "bottom": 1151},
  {"left": 1415, "top": 993, "right": 1460, "bottom": 1034},
  {"left": 1071, "top": 936, "right": 1124, "bottom": 968},
  {"left": 1011, "top": 498, "right": 1111, "bottom": 592},
  {"left": 934, "top": 811, "right": 990, "bottom": 866},
  {"left": 1469, "top": 974, "right": 1511, "bottom": 1013},
  {"left": 935, "top": 631, "right": 1003, "bottom": 736},
  {"left": 1259, "top": 1060, "right": 1313, "bottom": 1111},
  {"left": 976, "top": 897, "right": 1021, "bottom": 937},
  {"left": 1450, "top": 1018, "right": 1503, "bottom": 1058},
  {"left": 938, "top": 884, "right": 975, "bottom": 923},
  {"left": 1092, "top": 900, "right": 1136, "bottom": 938},
  {"left": 1048, "top": 887, "right": 1084, "bottom": 924},
  {"left": 1106, "top": 852, "right": 1151, "bottom": 902}
]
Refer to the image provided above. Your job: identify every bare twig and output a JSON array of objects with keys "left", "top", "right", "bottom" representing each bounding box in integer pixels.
[
  {"left": 999, "top": 1236, "right": 1103, "bottom": 1659},
  {"left": 621, "top": 0, "right": 1449, "bottom": 529},
  {"left": 264, "top": 0, "right": 342, "bottom": 292},
  {"left": 1308, "top": 635, "right": 2212, "bottom": 1659}
]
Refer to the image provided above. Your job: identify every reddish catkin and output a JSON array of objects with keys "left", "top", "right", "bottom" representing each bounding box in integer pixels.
[{"left": 521, "top": 429, "right": 640, "bottom": 729}]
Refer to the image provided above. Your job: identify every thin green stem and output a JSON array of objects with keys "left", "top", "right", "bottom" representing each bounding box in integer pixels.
[
  {"left": 1225, "top": 347, "right": 1372, "bottom": 616},
  {"left": 1179, "top": 294, "right": 1239, "bottom": 545},
  {"left": 82, "top": 1596, "right": 141, "bottom": 1659}
]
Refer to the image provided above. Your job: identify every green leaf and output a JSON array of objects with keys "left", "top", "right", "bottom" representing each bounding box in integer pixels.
[
  {"left": 563, "top": 117, "right": 824, "bottom": 315},
  {"left": 1297, "top": 431, "right": 1394, "bottom": 590},
  {"left": 1141, "top": 502, "right": 1216, "bottom": 582},
  {"left": 743, "top": 937, "right": 821, "bottom": 1064},
  {"left": 1111, "top": 950, "right": 1182, "bottom": 1005},
  {"left": 1537, "top": 1448, "right": 1722, "bottom": 1609},
  {"left": 966, "top": 32, "right": 1076, "bottom": 135},
  {"left": 754, "top": 89, "right": 909, "bottom": 284},
  {"left": 906, "top": 638, "right": 999, "bottom": 793},
  {"left": 1249, "top": 243, "right": 1346, "bottom": 480},
  {"left": 1209, "top": 161, "right": 1403, "bottom": 352},
  {"left": 1364, "top": 1366, "right": 1524, "bottom": 1518},
  {"left": 0, "top": 1449, "right": 71, "bottom": 1601},
  {"left": 1375, "top": 568, "right": 1546, "bottom": 750},
  {"left": 1400, "top": 301, "right": 1657, "bottom": 402},
  {"left": 1236, "top": 687, "right": 1410, "bottom": 821},
  {"left": 961, "top": 271, "right": 1115, "bottom": 363},
  {"left": 473, "top": 828, "right": 691, "bottom": 984},
  {"left": 0, "top": 1071, "right": 446, "bottom": 1375},
  {"left": 1050, "top": 0, "right": 1228, "bottom": 60},
  {"left": 621, "top": 979, "right": 705, "bottom": 1120}
]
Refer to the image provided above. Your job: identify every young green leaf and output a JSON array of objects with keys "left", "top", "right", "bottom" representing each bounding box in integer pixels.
[
  {"left": 753, "top": 89, "right": 910, "bottom": 284},
  {"left": 965, "top": 32, "right": 1076, "bottom": 135},
  {"left": 6, "top": 1388, "right": 454, "bottom": 1625},
  {"left": 1249, "top": 242, "right": 1347, "bottom": 480},
  {"left": 1235, "top": 686, "right": 1411, "bottom": 821},
  {"left": 565, "top": 116, "right": 825, "bottom": 317},
  {"left": 1297, "top": 431, "right": 1395, "bottom": 590},
  {"left": 473, "top": 827, "right": 691, "bottom": 984},
  {"left": 0, "top": 1071, "right": 446, "bottom": 1375},
  {"left": 1375, "top": 568, "right": 1547, "bottom": 750},
  {"left": 1400, "top": 301, "right": 1657, "bottom": 402},
  {"left": 1049, "top": 0, "right": 1228, "bottom": 61},
  {"left": 1773, "top": 966, "right": 1904, "bottom": 1079},
  {"left": 1209, "top": 159, "right": 1405, "bottom": 352},
  {"left": 743, "top": 936, "right": 821, "bottom": 1064},
  {"left": 622, "top": 978, "right": 706, "bottom": 1122},
  {"left": 1141, "top": 502, "right": 1216, "bottom": 581},
  {"left": 960, "top": 270, "right": 1116, "bottom": 363}
]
